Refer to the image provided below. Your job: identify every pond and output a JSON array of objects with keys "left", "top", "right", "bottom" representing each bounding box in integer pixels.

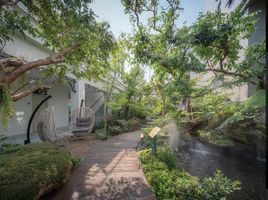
[{"left": 178, "top": 139, "right": 266, "bottom": 200}]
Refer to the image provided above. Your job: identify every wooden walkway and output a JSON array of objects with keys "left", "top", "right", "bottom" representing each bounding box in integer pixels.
[{"left": 49, "top": 130, "right": 155, "bottom": 200}]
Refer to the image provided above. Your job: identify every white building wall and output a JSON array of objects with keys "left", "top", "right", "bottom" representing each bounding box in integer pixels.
[
  {"left": 70, "top": 79, "right": 85, "bottom": 112},
  {"left": 31, "top": 93, "right": 49, "bottom": 133},
  {"left": 205, "top": 0, "right": 242, "bottom": 12},
  {"left": 3, "top": 34, "right": 51, "bottom": 60},
  {"left": 85, "top": 86, "right": 104, "bottom": 112},
  {"left": 47, "top": 85, "right": 69, "bottom": 129},
  {"left": 0, "top": 95, "right": 32, "bottom": 136}
]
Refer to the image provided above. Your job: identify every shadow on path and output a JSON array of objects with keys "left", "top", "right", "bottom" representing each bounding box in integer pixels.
[{"left": 44, "top": 131, "right": 155, "bottom": 200}]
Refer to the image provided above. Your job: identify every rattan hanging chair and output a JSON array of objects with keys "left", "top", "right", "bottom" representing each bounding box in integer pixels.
[
  {"left": 37, "top": 106, "right": 70, "bottom": 143},
  {"left": 70, "top": 107, "right": 95, "bottom": 137}
]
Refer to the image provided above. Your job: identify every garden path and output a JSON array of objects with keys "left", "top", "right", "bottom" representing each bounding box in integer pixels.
[{"left": 49, "top": 130, "right": 155, "bottom": 200}]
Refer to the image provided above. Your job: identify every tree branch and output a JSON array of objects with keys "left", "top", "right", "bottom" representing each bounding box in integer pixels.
[
  {"left": 2, "top": 56, "right": 63, "bottom": 84},
  {"left": 206, "top": 68, "right": 257, "bottom": 85},
  {"left": 11, "top": 80, "right": 57, "bottom": 101},
  {"left": 2, "top": 44, "right": 81, "bottom": 85},
  {"left": 0, "top": 57, "right": 24, "bottom": 69},
  {"left": 11, "top": 77, "right": 42, "bottom": 95}
]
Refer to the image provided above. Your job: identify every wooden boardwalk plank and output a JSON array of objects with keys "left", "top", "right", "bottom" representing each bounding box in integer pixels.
[{"left": 48, "top": 130, "right": 155, "bottom": 200}]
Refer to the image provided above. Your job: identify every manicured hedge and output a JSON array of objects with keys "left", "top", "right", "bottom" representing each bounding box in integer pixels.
[{"left": 0, "top": 142, "right": 79, "bottom": 200}]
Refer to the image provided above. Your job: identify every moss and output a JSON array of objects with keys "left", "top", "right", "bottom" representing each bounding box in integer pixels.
[{"left": 0, "top": 142, "right": 77, "bottom": 200}]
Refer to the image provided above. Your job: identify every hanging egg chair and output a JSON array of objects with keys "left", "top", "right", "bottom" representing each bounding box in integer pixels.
[{"left": 70, "top": 107, "right": 95, "bottom": 137}]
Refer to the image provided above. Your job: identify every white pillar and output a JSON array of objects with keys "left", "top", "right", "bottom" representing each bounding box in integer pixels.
[{"left": 70, "top": 79, "right": 85, "bottom": 112}]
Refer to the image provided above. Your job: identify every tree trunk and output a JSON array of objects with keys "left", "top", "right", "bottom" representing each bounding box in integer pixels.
[
  {"left": 185, "top": 97, "right": 193, "bottom": 121},
  {"left": 103, "top": 101, "right": 109, "bottom": 133},
  {"left": 257, "top": 74, "right": 266, "bottom": 90},
  {"left": 162, "top": 95, "right": 166, "bottom": 117}
]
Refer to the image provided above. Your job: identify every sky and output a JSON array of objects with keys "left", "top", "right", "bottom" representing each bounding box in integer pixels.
[
  {"left": 90, "top": 0, "right": 205, "bottom": 38},
  {"left": 90, "top": 0, "right": 205, "bottom": 80}
]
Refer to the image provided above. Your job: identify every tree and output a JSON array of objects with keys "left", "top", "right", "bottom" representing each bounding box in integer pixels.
[
  {"left": 191, "top": 5, "right": 266, "bottom": 88},
  {"left": 0, "top": 0, "right": 115, "bottom": 126},
  {"left": 122, "top": 1, "right": 266, "bottom": 88},
  {"left": 109, "top": 65, "right": 148, "bottom": 119},
  {"left": 102, "top": 39, "right": 127, "bottom": 132},
  {"left": 151, "top": 70, "right": 168, "bottom": 116}
]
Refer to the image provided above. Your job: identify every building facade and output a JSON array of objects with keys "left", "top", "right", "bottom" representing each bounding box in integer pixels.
[{"left": 0, "top": 30, "right": 122, "bottom": 144}]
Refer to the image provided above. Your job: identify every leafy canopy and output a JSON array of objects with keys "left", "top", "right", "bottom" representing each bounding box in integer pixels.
[
  {"left": 122, "top": 1, "right": 266, "bottom": 88},
  {"left": 1, "top": 0, "right": 115, "bottom": 80}
]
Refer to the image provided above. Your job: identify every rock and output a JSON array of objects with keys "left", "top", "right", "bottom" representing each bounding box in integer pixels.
[{"left": 221, "top": 124, "right": 265, "bottom": 145}]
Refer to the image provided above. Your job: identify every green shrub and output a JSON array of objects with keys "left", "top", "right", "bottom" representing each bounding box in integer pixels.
[
  {"left": 192, "top": 93, "right": 232, "bottom": 121},
  {"left": 157, "top": 146, "right": 177, "bottom": 170},
  {"left": 171, "top": 110, "right": 191, "bottom": 122},
  {"left": 232, "top": 90, "right": 265, "bottom": 123},
  {"left": 141, "top": 127, "right": 153, "bottom": 136},
  {"left": 116, "top": 119, "right": 128, "bottom": 128},
  {"left": 0, "top": 142, "right": 77, "bottom": 200},
  {"left": 147, "top": 169, "right": 177, "bottom": 200},
  {"left": 217, "top": 90, "right": 266, "bottom": 129},
  {"left": 93, "top": 119, "right": 105, "bottom": 130},
  {"left": 151, "top": 117, "right": 165, "bottom": 127},
  {"left": 111, "top": 118, "right": 141, "bottom": 133},
  {"left": 108, "top": 125, "right": 122, "bottom": 135},
  {"left": 137, "top": 148, "right": 153, "bottom": 164},
  {"left": 198, "top": 170, "right": 241, "bottom": 200},
  {"left": 116, "top": 119, "right": 131, "bottom": 132},
  {"left": 172, "top": 170, "right": 200, "bottom": 200},
  {"left": 138, "top": 150, "right": 176, "bottom": 200},
  {"left": 143, "top": 158, "right": 169, "bottom": 173},
  {"left": 127, "top": 118, "right": 141, "bottom": 130},
  {"left": 197, "top": 130, "right": 234, "bottom": 146},
  {"left": 95, "top": 129, "right": 109, "bottom": 140},
  {"left": 137, "top": 148, "right": 240, "bottom": 200},
  {"left": 1, "top": 143, "right": 22, "bottom": 153}
]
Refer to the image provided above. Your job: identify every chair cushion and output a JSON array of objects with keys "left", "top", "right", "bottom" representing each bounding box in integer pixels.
[
  {"left": 76, "top": 117, "right": 90, "bottom": 127},
  {"left": 72, "top": 127, "right": 90, "bottom": 133}
]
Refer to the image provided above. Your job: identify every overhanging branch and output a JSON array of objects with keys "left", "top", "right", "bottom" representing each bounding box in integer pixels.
[{"left": 11, "top": 80, "right": 57, "bottom": 101}]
